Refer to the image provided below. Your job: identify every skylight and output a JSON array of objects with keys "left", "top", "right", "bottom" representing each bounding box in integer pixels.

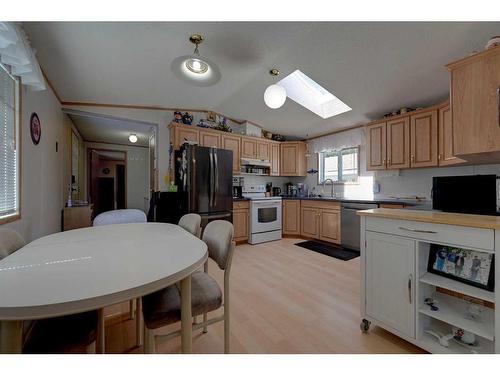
[{"left": 277, "top": 70, "right": 351, "bottom": 119}]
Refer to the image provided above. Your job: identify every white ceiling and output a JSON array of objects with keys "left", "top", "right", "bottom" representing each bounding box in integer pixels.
[
  {"left": 66, "top": 110, "right": 154, "bottom": 147},
  {"left": 24, "top": 22, "right": 500, "bottom": 138}
]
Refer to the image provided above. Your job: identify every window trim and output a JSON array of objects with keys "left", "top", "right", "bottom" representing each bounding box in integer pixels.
[
  {"left": 0, "top": 64, "right": 21, "bottom": 225},
  {"left": 317, "top": 146, "right": 360, "bottom": 185}
]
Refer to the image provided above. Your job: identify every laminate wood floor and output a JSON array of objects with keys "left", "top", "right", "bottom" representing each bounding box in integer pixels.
[{"left": 104, "top": 238, "right": 425, "bottom": 354}]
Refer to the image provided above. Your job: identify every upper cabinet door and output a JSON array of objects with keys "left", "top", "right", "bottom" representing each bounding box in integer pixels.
[
  {"left": 222, "top": 134, "right": 241, "bottom": 175},
  {"left": 174, "top": 126, "right": 199, "bottom": 150},
  {"left": 386, "top": 117, "right": 410, "bottom": 169},
  {"left": 241, "top": 138, "right": 257, "bottom": 158},
  {"left": 410, "top": 110, "right": 438, "bottom": 168},
  {"left": 270, "top": 143, "right": 280, "bottom": 176},
  {"left": 366, "top": 122, "right": 387, "bottom": 170},
  {"left": 280, "top": 142, "right": 306, "bottom": 176},
  {"left": 256, "top": 140, "right": 270, "bottom": 161},
  {"left": 447, "top": 48, "right": 500, "bottom": 158},
  {"left": 438, "top": 104, "right": 464, "bottom": 166},
  {"left": 200, "top": 130, "right": 221, "bottom": 148}
]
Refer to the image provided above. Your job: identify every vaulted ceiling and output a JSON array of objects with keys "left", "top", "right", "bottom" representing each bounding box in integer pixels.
[{"left": 24, "top": 22, "right": 500, "bottom": 138}]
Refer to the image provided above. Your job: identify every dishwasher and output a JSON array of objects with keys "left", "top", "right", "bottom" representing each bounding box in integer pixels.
[{"left": 341, "top": 203, "right": 378, "bottom": 251}]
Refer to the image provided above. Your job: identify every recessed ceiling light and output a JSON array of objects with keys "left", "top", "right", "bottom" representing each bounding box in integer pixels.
[
  {"left": 278, "top": 69, "right": 351, "bottom": 119},
  {"left": 171, "top": 34, "right": 221, "bottom": 87},
  {"left": 128, "top": 134, "right": 138, "bottom": 143}
]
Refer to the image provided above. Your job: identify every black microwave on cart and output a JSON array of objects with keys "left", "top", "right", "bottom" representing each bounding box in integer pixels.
[{"left": 432, "top": 174, "right": 498, "bottom": 215}]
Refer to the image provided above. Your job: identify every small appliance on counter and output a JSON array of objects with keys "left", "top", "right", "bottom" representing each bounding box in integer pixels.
[
  {"left": 285, "top": 182, "right": 297, "bottom": 197},
  {"left": 233, "top": 186, "right": 243, "bottom": 198},
  {"left": 272, "top": 187, "right": 281, "bottom": 196}
]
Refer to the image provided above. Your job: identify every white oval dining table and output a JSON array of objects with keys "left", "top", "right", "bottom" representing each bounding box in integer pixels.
[{"left": 0, "top": 222, "right": 208, "bottom": 354}]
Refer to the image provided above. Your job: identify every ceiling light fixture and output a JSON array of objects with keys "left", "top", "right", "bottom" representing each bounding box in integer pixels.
[
  {"left": 171, "top": 34, "right": 221, "bottom": 87},
  {"left": 264, "top": 69, "right": 287, "bottom": 109},
  {"left": 128, "top": 134, "right": 138, "bottom": 143}
]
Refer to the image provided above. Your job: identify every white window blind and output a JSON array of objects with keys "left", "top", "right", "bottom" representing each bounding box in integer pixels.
[{"left": 0, "top": 63, "right": 19, "bottom": 219}]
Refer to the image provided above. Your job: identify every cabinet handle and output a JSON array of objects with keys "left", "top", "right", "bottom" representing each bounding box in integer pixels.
[
  {"left": 387, "top": 158, "right": 391, "bottom": 165},
  {"left": 438, "top": 154, "right": 442, "bottom": 160},
  {"left": 398, "top": 226, "right": 437, "bottom": 234},
  {"left": 383, "top": 158, "right": 386, "bottom": 165},
  {"left": 408, "top": 274, "right": 413, "bottom": 304}
]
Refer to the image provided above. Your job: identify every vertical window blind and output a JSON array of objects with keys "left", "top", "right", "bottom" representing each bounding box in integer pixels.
[{"left": 0, "top": 63, "right": 19, "bottom": 219}]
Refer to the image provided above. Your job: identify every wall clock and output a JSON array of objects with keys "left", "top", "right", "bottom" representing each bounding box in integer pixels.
[{"left": 30, "top": 113, "right": 41, "bottom": 145}]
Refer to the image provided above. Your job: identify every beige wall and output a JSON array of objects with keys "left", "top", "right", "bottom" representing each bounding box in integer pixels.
[{"left": 4, "top": 85, "right": 67, "bottom": 242}]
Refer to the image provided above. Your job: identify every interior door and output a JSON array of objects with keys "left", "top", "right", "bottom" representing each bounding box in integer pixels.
[
  {"left": 365, "top": 231, "right": 415, "bottom": 338},
  {"left": 89, "top": 150, "right": 100, "bottom": 215}
]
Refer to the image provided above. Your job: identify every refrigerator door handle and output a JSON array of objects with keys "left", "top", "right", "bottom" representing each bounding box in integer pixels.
[
  {"left": 214, "top": 151, "right": 219, "bottom": 207},
  {"left": 209, "top": 149, "right": 214, "bottom": 208}
]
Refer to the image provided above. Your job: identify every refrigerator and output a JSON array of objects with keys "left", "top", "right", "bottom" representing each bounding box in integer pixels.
[{"left": 176, "top": 144, "right": 233, "bottom": 225}]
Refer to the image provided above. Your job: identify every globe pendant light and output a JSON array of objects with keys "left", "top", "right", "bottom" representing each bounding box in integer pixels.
[
  {"left": 264, "top": 68, "right": 286, "bottom": 109},
  {"left": 128, "top": 134, "right": 138, "bottom": 143},
  {"left": 171, "top": 34, "right": 221, "bottom": 87}
]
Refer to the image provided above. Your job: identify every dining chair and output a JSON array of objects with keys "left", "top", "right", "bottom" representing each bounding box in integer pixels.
[
  {"left": 141, "top": 220, "right": 235, "bottom": 354},
  {"left": 178, "top": 213, "right": 202, "bottom": 238},
  {"left": 0, "top": 228, "right": 98, "bottom": 354},
  {"left": 92, "top": 208, "right": 147, "bottom": 350}
]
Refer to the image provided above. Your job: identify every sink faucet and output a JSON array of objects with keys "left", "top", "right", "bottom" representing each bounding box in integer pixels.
[{"left": 322, "top": 179, "right": 335, "bottom": 198}]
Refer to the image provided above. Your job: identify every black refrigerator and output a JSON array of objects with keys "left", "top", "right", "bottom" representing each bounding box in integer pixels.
[{"left": 176, "top": 144, "right": 233, "bottom": 225}]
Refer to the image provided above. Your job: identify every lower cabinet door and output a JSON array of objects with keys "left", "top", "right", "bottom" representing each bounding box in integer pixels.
[
  {"left": 319, "top": 209, "right": 341, "bottom": 244},
  {"left": 365, "top": 232, "right": 415, "bottom": 338},
  {"left": 300, "top": 207, "right": 319, "bottom": 238},
  {"left": 233, "top": 209, "right": 249, "bottom": 242}
]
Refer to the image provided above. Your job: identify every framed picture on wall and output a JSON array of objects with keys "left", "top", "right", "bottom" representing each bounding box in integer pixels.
[
  {"left": 30, "top": 112, "right": 41, "bottom": 145},
  {"left": 427, "top": 244, "right": 495, "bottom": 291}
]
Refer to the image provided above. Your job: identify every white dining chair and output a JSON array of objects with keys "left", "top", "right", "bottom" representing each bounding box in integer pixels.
[
  {"left": 92, "top": 208, "right": 147, "bottom": 350},
  {"left": 178, "top": 213, "right": 202, "bottom": 238},
  {"left": 141, "top": 220, "right": 235, "bottom": 354},
  {"left": 0, "top": 228, "right": 98, "bottom": 354}
]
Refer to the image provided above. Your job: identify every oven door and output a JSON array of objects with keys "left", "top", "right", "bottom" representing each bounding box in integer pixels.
[{"left": 251, "top": 200, "right": 282, "bottom": 233}]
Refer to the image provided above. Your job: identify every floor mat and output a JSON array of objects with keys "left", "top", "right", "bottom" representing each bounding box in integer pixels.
[{"left": 295, "top": 240, "right": 360, "bottom": 261}]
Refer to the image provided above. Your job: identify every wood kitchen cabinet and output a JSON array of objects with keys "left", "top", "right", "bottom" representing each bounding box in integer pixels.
[
  {"left": 257, "top": 140, "right": 270, "bottom": 161},
  {"left": 283, "top": 199, "right": 301, "bottom": 235},
  {"left": 233, "top": 201, "right": 249, "bottom": 243},
  {"left": 200, "top": 130, "right": 221, "bottom": 148},
  {"left": 170, "top": 123, "right": 200, "bottom": 150},
  {"left": 410, "top": 109, "right": 438, "bottom": 168},
  {"left": 222, "top": 134, "right": 241, "bottom": 174},
  {"left": 241, "top": 137, "right": 257, "bottom": 158},
  {"left": 446, "top": 47, "right": 500, "bottom": 161},
  {"left": 270, "top": 143, "right": 280, "bottom": 176},
  {"left": 386, "top": 117, "right": 410, "bottom": 169},
  {"left": 300, "top": 200, "right": 341, "bottom": 244},
  {"left": 280, "top": 141, "right": 307, "bottom": 176},
  {"left": 438, "top": 103, "right": 464, "bottom": 166},
  {"left": 366, "top": 122, "right": 387, "bottom": 170}
]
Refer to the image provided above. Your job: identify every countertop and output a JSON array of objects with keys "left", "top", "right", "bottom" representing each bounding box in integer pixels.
[
  {"left": 357, "top": 208, "right": 500, "bottom": 230},
  {"left": 278, "top": 196, "right": 427, "bottom": 206},
  {"left": 233, "top": 197, "right": 250, "bottom": 201}
]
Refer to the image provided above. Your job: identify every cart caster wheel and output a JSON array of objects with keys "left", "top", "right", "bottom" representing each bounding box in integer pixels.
[{"left": 360, "top": 319, "right": 371, "bottom": 333}]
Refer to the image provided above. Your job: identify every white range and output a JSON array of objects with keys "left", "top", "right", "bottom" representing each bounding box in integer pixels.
[{"left": 242, "top": 184, "right": 282, "bottom": 244}]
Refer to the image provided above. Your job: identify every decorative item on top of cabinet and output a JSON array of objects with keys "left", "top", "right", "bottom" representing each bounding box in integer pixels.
[
  {"left": 366, "top": 122, "right": 387, "bottom": 171},
  {"left": 283, "top": 199, "right": 301, "bottom": 235},
  {"left": 446, "top": 46, "right": 500, "bottom": 163},
  {"left": 233, "top": 201, "right": 249, "bottom": 243},
  {"left": 438, "top": 103, "right": 464, "bottom": 166},
  {"left": 386, "top": 117, "right": 410, "bottom": 169},
  {"left": 410, "top": 109, "right": 438, "bottom": 168},
  {"left": 280, "top": 141, "right": 307, "bottom": 176}
]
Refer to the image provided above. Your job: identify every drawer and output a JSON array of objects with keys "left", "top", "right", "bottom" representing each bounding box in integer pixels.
[
  {"left": 233, "top": 201, "right": 250, "bottom": 210},
  {"left": 365, "top": 217, "right": 494, "bottom": 251},
  {"left": 300, "top": 200, "right": 341, "bottom": 210}
]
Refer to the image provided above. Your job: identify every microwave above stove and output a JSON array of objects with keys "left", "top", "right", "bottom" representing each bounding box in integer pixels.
[{"left": 432, "top": 174, "right": 498, "bottom": 215}]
